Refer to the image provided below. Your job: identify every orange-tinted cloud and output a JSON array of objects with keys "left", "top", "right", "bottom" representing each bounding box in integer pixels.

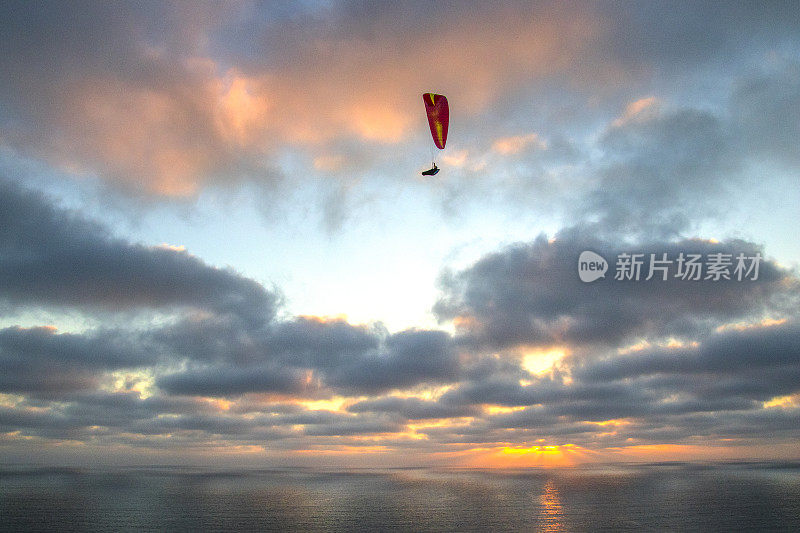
[
  {"left": 493, "top": 133, "right": 548, "bottom": 155},
  {"left": 12, "top": 3, "right": 617, "bottom": 196},
  {"left": 612, "top": 96, "right": 661, "bottom": 127}
]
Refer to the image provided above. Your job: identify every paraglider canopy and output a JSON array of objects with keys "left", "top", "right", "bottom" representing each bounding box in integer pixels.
[
  {"left": 422, "top": 93, "right": 448, "bottom": 176},
  {"left": 423, "top": 93, "right": 449, "bottom": 149}
]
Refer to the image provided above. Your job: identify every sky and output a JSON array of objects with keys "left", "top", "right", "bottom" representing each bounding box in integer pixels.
[{"left": 1, "top": 0, "right": 799, "bottom": 468}]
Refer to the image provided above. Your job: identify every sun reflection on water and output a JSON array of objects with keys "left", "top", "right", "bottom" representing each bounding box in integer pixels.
[{"left": 538, "top": 479, "right": 566, "bottom": 532}]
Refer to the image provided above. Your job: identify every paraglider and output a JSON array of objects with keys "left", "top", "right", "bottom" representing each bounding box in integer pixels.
[
  {"left": 422, "top": 93, "right": 448, "bottom": 176},
  {"left": 421, "top": 163, "right": 439, "bottom": 176}
]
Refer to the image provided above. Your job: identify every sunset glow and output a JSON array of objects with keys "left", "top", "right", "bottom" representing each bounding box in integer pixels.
[{"left": 0, "top": 1, "right": 799, "bottom": 471}]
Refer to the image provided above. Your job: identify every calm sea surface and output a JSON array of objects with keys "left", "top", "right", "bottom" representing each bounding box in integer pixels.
[{"left": 1, "top": 463, "right": 799, "bottom": 531}]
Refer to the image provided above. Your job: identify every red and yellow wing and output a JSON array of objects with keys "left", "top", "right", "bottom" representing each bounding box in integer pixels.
[{"left": 423, "top": 93, "right": 449, "bottom": 149}]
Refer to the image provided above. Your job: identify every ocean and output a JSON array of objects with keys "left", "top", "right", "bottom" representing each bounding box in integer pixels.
[{"left": 1, "top": 462, "right": 799, "bottom": 531}]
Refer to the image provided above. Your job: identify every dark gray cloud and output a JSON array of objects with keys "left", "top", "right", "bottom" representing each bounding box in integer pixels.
[
  {"left": 588, "top": 108, "right": 735, "bottom": 237},
  {"left": 422, "top": 242, "right": 800, "bottom": 448},
  {"left": 156, "top": 324, "right": 459, "bottom": 396},
  {"left": 0, "top": 1, "right": 205, "bottom": 75},
  {"left": 324, "top": 329, "right": 459, "bottom": 393},
  {"left": 267, "top": 317, "right": 383, "bottom": 369},
  {"left": 1, "top": 178, "right": 798, "bottom": 456},
  {"left": 600, "top": 1, "right": 800, "bottom": 72},
  {"left": 0, "top": 179, "right": 278, "bottom": 324},
  {"left": 730, "top": 58, "right": 800, "bottom": 170},
  {"left": 0, "top": 390, "right": 407, "bottom": 444},
  {"left": 303, "top": 418, "right": 403, "bottom": 437},
  {"left": 576, "top": 55, "right": 800, "bottom": 238},
  {"left": 225, "top": 1, "right": 800, "bottom": 92},
  {"left": 4, "top": 312, "right": 800, "bottom": 451},
  {"left": 348, "top": 396, "right": 478, "bottom": 420},
  {"left": 441, "top": 374, "right": 641, "bottom": 412},
  {"left": 157, "top": 364, "right": 312, "bottom": 397},
  {"left": 576, "top": 321, "right": 800, "bottom": 384},
  {"left": 0, "top": 325, "right": 155, "bottom": 393},
  {"left": 0, "top": 181, "right": 458, "bottom": 403},
  {"left": 425, "top": 319, "right": 800, "bottom": 448},
  {"left": 0, "top": 392, "right": 233, "bottom": 440},
  {"left": 435, "top": 227, "right": 795, "bottom": 349}
]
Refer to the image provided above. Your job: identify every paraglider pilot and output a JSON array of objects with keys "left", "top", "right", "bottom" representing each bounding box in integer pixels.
[{"left": 422, "top": 163, "right": 439, "bottom": 176}]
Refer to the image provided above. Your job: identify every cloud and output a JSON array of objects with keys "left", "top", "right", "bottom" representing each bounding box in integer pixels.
[
  {"left": 434, "top": 227, "right": 795, "bottom": 350},
  {"left": 492, "top": 133, "right": 547, "bottom": 155},
  {"left": 587, "top": 106, "right": 736, "bottom": 237},
  {"left": 2, "top": 3, "right": 800, "bottom": 462},
  {"left": 612, "top": 97, "right": 661, "bottom": 127},
  {"left": 155, "top": 320, "right": 459, "bottom": 397},
  {"left": 0, "top": 1, "right": 260, "bottom": 196},
  {"left": 2, "top": 221, "right": 799, "bottom": 455},
  {"left": 0, "top": 1, "right": 612, "bottom": 197},
  {"left": 575, "top": 321, "right": 800, "bottom": 401},
  {"left": 1, "top": 0, "right": 798, "bottom": 245},
  {"left": 730, "top": 58, "right": 800, "bottom": 170},
  {"left": 324, "top": 329, "right": 459, "bottom": 393},
  {"left": 157, "top": 364, "right": 314, "bottom": 397},
  {"left": 0, "top": 175, "right": 798, "bottom": 460},
  {"left": 348, "top": 396, "right": 477, "bottom": 420},
  {"left": 268, "top": 316, "right": 383, "bottom": 370},
  {"left": 0, "top": 181, "right": 460, "bottom": 403},
  {"left": 425, "top": 316, "right": 800, "bottom": 449},
  {"left": 51, "top": 69, "right": 276, "bottom": 196},
  {"left": 0, "top": 178, "right": 278, "bottom": 324},
  {"left": 0, "top": 325, "right": 155, "bottom": 394}
]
